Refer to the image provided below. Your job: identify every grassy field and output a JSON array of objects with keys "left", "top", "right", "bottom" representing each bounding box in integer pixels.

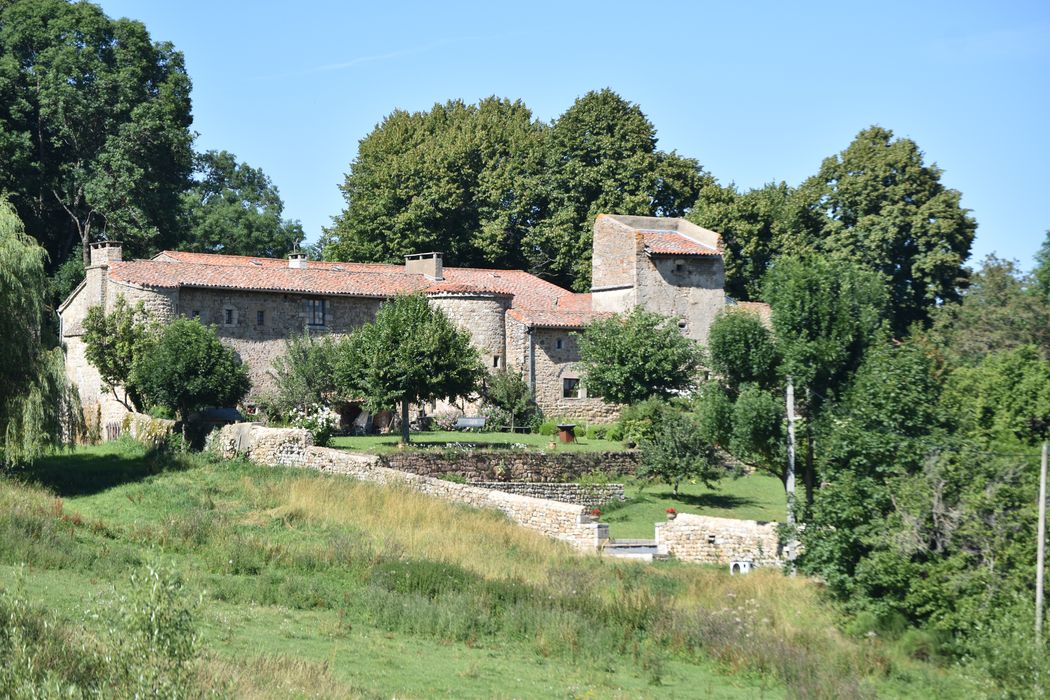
[
  {"left": 603, "top": 474, "right": 787, "bottom": 540},
  {"left": 0, "top": 440, "right": 984, "bottom": 698},
  {"left": 330, "top": 430, "right": 626, "bottom": 454}
]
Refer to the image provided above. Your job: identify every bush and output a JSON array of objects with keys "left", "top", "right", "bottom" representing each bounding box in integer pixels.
[
  {"left": 538, "top": 420, "right": 557, "bottom": 436},
  {"left": 289, "top": 404, "right": 339, "bottom": 446},
  {"left": 585, "top": 424, "right": 611, "bottom": 440},
  {"left": 618, "top": 399, "right": 678, "bottom": 447}
]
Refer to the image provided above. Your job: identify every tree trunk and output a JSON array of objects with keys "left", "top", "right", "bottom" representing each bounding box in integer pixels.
[{"left": 400, "top": 399, "right": 410, "bottom": 444}]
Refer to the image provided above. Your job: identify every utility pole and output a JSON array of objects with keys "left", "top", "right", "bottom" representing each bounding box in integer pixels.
[
  {"left": 1037, "top": 441, "right": 1048, "bottom": 645},
  {"left": 785, "top": 377, "right": 797, "bottom": 568}
]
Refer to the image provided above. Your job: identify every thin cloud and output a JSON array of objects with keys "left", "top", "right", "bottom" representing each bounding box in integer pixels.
[{"left": 257, "top": 39, "right": 459, "bottom": 80}]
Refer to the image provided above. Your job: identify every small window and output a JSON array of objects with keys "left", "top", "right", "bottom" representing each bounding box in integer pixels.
[
  {"left": 192, "top": 310, "right": 200, "bottom": 320},
  {"left": 562, "top": 377, "right": 581, "bottom": 399},
  {"left": 257, "top": 310, "right": 265, "bottom": 326},
  {"left": 224, "top": 308, "right": 235, "bottom": 326},
  {"left": 678, "top": 320, "right": 687, "bottom": 334},
  {"left": 555, "top": 338, "right": 563, "bottom": 350},
  {"left": 305, "top": 298, "right": 326, "bottom": 327},
  {"left": 492, "top": 355, "right": 500, "bottom": 368},
  {"left": 674, "top": 259, "right": 686, "bottom": 273}
]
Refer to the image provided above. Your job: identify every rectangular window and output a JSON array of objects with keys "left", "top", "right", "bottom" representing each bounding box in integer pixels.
[
  {"left": 305, "top": 298, "right": 326, "bottom": 327},
  {"left": 555, "top": 338, "right": 563, "bottom": 350},
  {"left": 562, "top": 377, "right": 581, "bottom": 399},
  {"left": 492, "top": 355, "right": 500, "bottom": 368},
  {"left": 224, "top": 308, "right": 234, "bottom": 325},
  {"left": 257, "top": 310, "right": 265, "bottom": 326}
]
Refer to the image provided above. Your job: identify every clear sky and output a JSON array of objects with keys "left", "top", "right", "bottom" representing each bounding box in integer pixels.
[{"left": 96, "top": 0, "right": 1050, "bottom": 269}]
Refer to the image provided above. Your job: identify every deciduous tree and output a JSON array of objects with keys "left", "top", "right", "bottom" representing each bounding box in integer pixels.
[
  {"left": 0, "top": 0, "right": 194, "bottom": 267},
  {"left": 577, "top": 307, "right": 704, "bottom": 405},
  {"left": 334, "top": 294, "right": 483, "bottom": 444},
  {"left": 82, "top": 297, "right": 153, "bottom": 412},
  {"left": 795, "top": 126, "right": 976, "bottom": 331},
  {"left": 180, "top": 150, "right": 302, "bottom": 258},
  {"left": 131, "top": 318, "right": 250, "bottom": 427}
]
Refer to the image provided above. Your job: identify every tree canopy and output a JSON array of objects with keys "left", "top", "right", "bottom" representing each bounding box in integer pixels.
[
  {"left": 131, "top": 318, "right": 250, "bottom": 423},
  {"left": 0, "top": 0, "right": 194, "bottom": 267},
  {"left": 334, "top": 294, "right": 483, "bottom": 443},
  {"left": 322, "top": 90, "right": 708, "bottom": 291},
  {"left": 179, "top": 150, "right": 303, "bottom": 258},
  {"left": 795, "top": 126, "right": 976, "bottom": 332},
  {"left": 82, "top": 297, "right": 153, "bottom": 413},
  {"left": 577, "top": 307, "right": 705, "bottom": 405}
]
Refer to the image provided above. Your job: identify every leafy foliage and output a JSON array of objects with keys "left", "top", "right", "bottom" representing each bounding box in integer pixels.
[
  {"left": 263, "top": 331, "right": 340, "bottom": 420},
  {"left": 706, "top": 310, "right": 780, "bottom": 391},
  {"left": 323, "top": 97, "right": 545, "bottom": 270},
  {"left": 334, "top": 294, "right": 483, "bottom": 443},
  {"left": 795, "top": 126, "right": 977, "bottom": 332},
  {"left": 131, "top": 317, "right": 250, "bottom": 422},
  {"left": 180, "top": 150, "right": 303, "bottom": 258},
  {"left": 763, "top": 254, "right": 886, "bottom": 401},
  {"left": 639, "top": 409, "right": 728, "bottom": 497},
  {"left": 926, "top": 255, "right": 1050, "bottom": 365},
  {"left": 481, "top": 369, "right": 539, "bottom": 431},
  {"left": 82, "top": 297, "right": 153, "bottom": 412},
  {"left": 0, "top": 199, "right": 75, "bottom": 465},
  {"left": 527, "top": 89, "right": 708, "bottom": 289},
  {"left": 323, "top": 90, "right": 708, "bottom": 291},
  {"left": 577, "top": 307, "right": 704, "bottom": 405},
  {"left": 0, "top": 0, "right": 194, "bottom": 266}
]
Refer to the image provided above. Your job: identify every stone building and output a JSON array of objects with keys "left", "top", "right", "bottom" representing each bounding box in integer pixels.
[{"left": 59, "top": 214, "right": 738, "bottom": 428}]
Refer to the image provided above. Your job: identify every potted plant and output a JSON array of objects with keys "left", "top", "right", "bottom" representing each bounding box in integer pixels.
[
  {"left": 590, "top": 508, "right": 602, "bottom": 521},
  {"left": 665, "top": 507, "right": 677, "bottom": 521}
]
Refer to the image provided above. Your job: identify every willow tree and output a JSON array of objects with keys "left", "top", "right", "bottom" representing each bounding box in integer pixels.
[{"left": 0, "top": 199, "right": 76, "bottom": 465}]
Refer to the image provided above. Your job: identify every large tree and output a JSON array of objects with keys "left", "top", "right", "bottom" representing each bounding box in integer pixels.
[
  {"left": 795, "top": 126, "right": 976, "bottom": 332},
  {"left": 0, "top": 0, "right": 194, "bottom": 267},
  {"left": 0, "top": 199, "right": 74, "bottom": 464},
  {"left": 82, "top": 297, "right": 153, "bottom": 413},
  {"left": 527, "top": 89, "right": 708, "bottom": 290},
  {"left": 179, "top": 150, "right": 302, "bottom": 258},
  {"left": 334, "top": 294, "right": 483, "bottom": 444},
  {"left": 323, "top": 97, "right": 545, "bottom": 270},
  {"left": 577, "top": 307, "right": 704, "bottom": 405}
]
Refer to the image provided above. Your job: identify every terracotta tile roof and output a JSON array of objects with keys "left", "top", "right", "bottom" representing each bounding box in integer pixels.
[
  {"left": 115, "top": 251, "right": 603, "bottom": 328},
  {"left": 639, "top": 230, "right": 720, "bottom": 256}
]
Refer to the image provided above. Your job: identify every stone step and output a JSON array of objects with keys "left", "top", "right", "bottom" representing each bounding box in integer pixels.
[{"left": 601, "top": 539, "right": 669, "bottom": 562}]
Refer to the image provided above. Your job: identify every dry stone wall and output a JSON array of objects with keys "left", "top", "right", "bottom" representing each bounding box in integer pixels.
[
  {"left": 468, "top": 482, "right": 623, "bottom": 508},
  {"left": 379, "top": 449, "right": 639, "bottom": 482},
  {"left": 213, "top": 424, "right": 609, "bottom": 551},
  {"left": 655, "top": 514, "right": 783, "bottom": 568}
]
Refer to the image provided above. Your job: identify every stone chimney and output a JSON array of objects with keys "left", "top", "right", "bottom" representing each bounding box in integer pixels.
[
  {"left": 88, "top": 240, "right": 123, "bottom": 267},
  {"left": 288, "top": 252, "right": 307, "bottom": 269},
  {"left": 405, "top": 252, "right": 443, "bottom": 280}
]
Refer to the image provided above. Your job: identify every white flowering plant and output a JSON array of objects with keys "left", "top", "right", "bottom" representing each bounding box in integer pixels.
[{"left": 289, "top": 403, "right": 340, "bottom": 446}]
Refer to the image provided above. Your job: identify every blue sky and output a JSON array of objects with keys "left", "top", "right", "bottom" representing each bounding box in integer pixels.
[{"left": 97, "top": 0, "right": 1050, "bottom": 269}]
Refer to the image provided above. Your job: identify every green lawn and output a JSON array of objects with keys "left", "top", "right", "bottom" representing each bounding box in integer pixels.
[
  {"left": 0, "top": 440, "right": 981, "bottom": 698},
  {"left": 603, "top": 474, "right": 787, "bottom": 540},
  {"left": 330, "top": 430, "right": 627, "bottom": 454}
]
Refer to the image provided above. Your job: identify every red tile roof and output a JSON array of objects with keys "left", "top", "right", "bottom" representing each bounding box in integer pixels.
[
  {"left": 109, "top": 251, "right": 601, "bottom": 328},
  {"left": 639, "top": 230, "right": 720, "bottom": 256}
]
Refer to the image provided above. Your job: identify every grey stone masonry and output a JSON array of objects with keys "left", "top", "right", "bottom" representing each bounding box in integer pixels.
[
  {"left": 378, "top": 449, "right": 639, "bottom": 482},
  {"left": 468, "top": 482, "right": 624, "bottom": 508},
  {"left": 213, "top": 424, "right": 609, "bottom": 552},
  {"left": 655, "top": 513, "right": 784, "bottom": 568}
]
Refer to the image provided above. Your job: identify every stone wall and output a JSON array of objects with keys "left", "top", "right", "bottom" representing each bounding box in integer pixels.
[
  {"left": 531, "top": 328, "right": 621, "bottom": 422},
  {"left": 379, "top": 449, "right": 638, "bottom": 482},
  {"left": 655, "top": 513, "right": 783, "bottom": 568},
  {"left": 636, "top": 255, "right": 725, "bottom": 344},
  {"left": 459, "top": 482, "right": 623, "bottom": 508},
  {"left": 430, "top": 294, "right": 509, "bottom": 372},
  {"left": 213, "top": 424, "right": 609, "bottom": 551}
]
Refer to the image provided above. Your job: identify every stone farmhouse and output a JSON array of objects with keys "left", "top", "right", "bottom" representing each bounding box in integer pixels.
[{"left": 60, "top": 214, "right": 747, "bottom": 429}]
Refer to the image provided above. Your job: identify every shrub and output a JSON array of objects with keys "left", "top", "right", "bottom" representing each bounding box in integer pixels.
[
  {"left": 481, "top": 370, "right": 540, "bottom": 432},
  {"left": 618, "top": 398, "right": 678, "bottom": 447},
  {"left": 538, "top": 420, "right": 557, "bottom": 436},
  {"left": 289, "top": 404, "right": 339, "bottom": 446}
]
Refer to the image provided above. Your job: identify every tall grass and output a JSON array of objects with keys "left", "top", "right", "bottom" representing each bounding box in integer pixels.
[{"left": 0, "top": 443, "right": 984, "bottom": 698}]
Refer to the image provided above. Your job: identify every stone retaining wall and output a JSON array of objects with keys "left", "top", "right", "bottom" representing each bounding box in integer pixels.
[
  {"left": 379, "top": 449, "right": 639, "bottom": 483},
  {"left": 655, "top": 514, "right": 783, "bottom": 568},
  {"left": 467, "top": 482, "right": 624, "bottom": 508},
  {"left": 213, "top": 424, "right": 608, "bottom": 551}
]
